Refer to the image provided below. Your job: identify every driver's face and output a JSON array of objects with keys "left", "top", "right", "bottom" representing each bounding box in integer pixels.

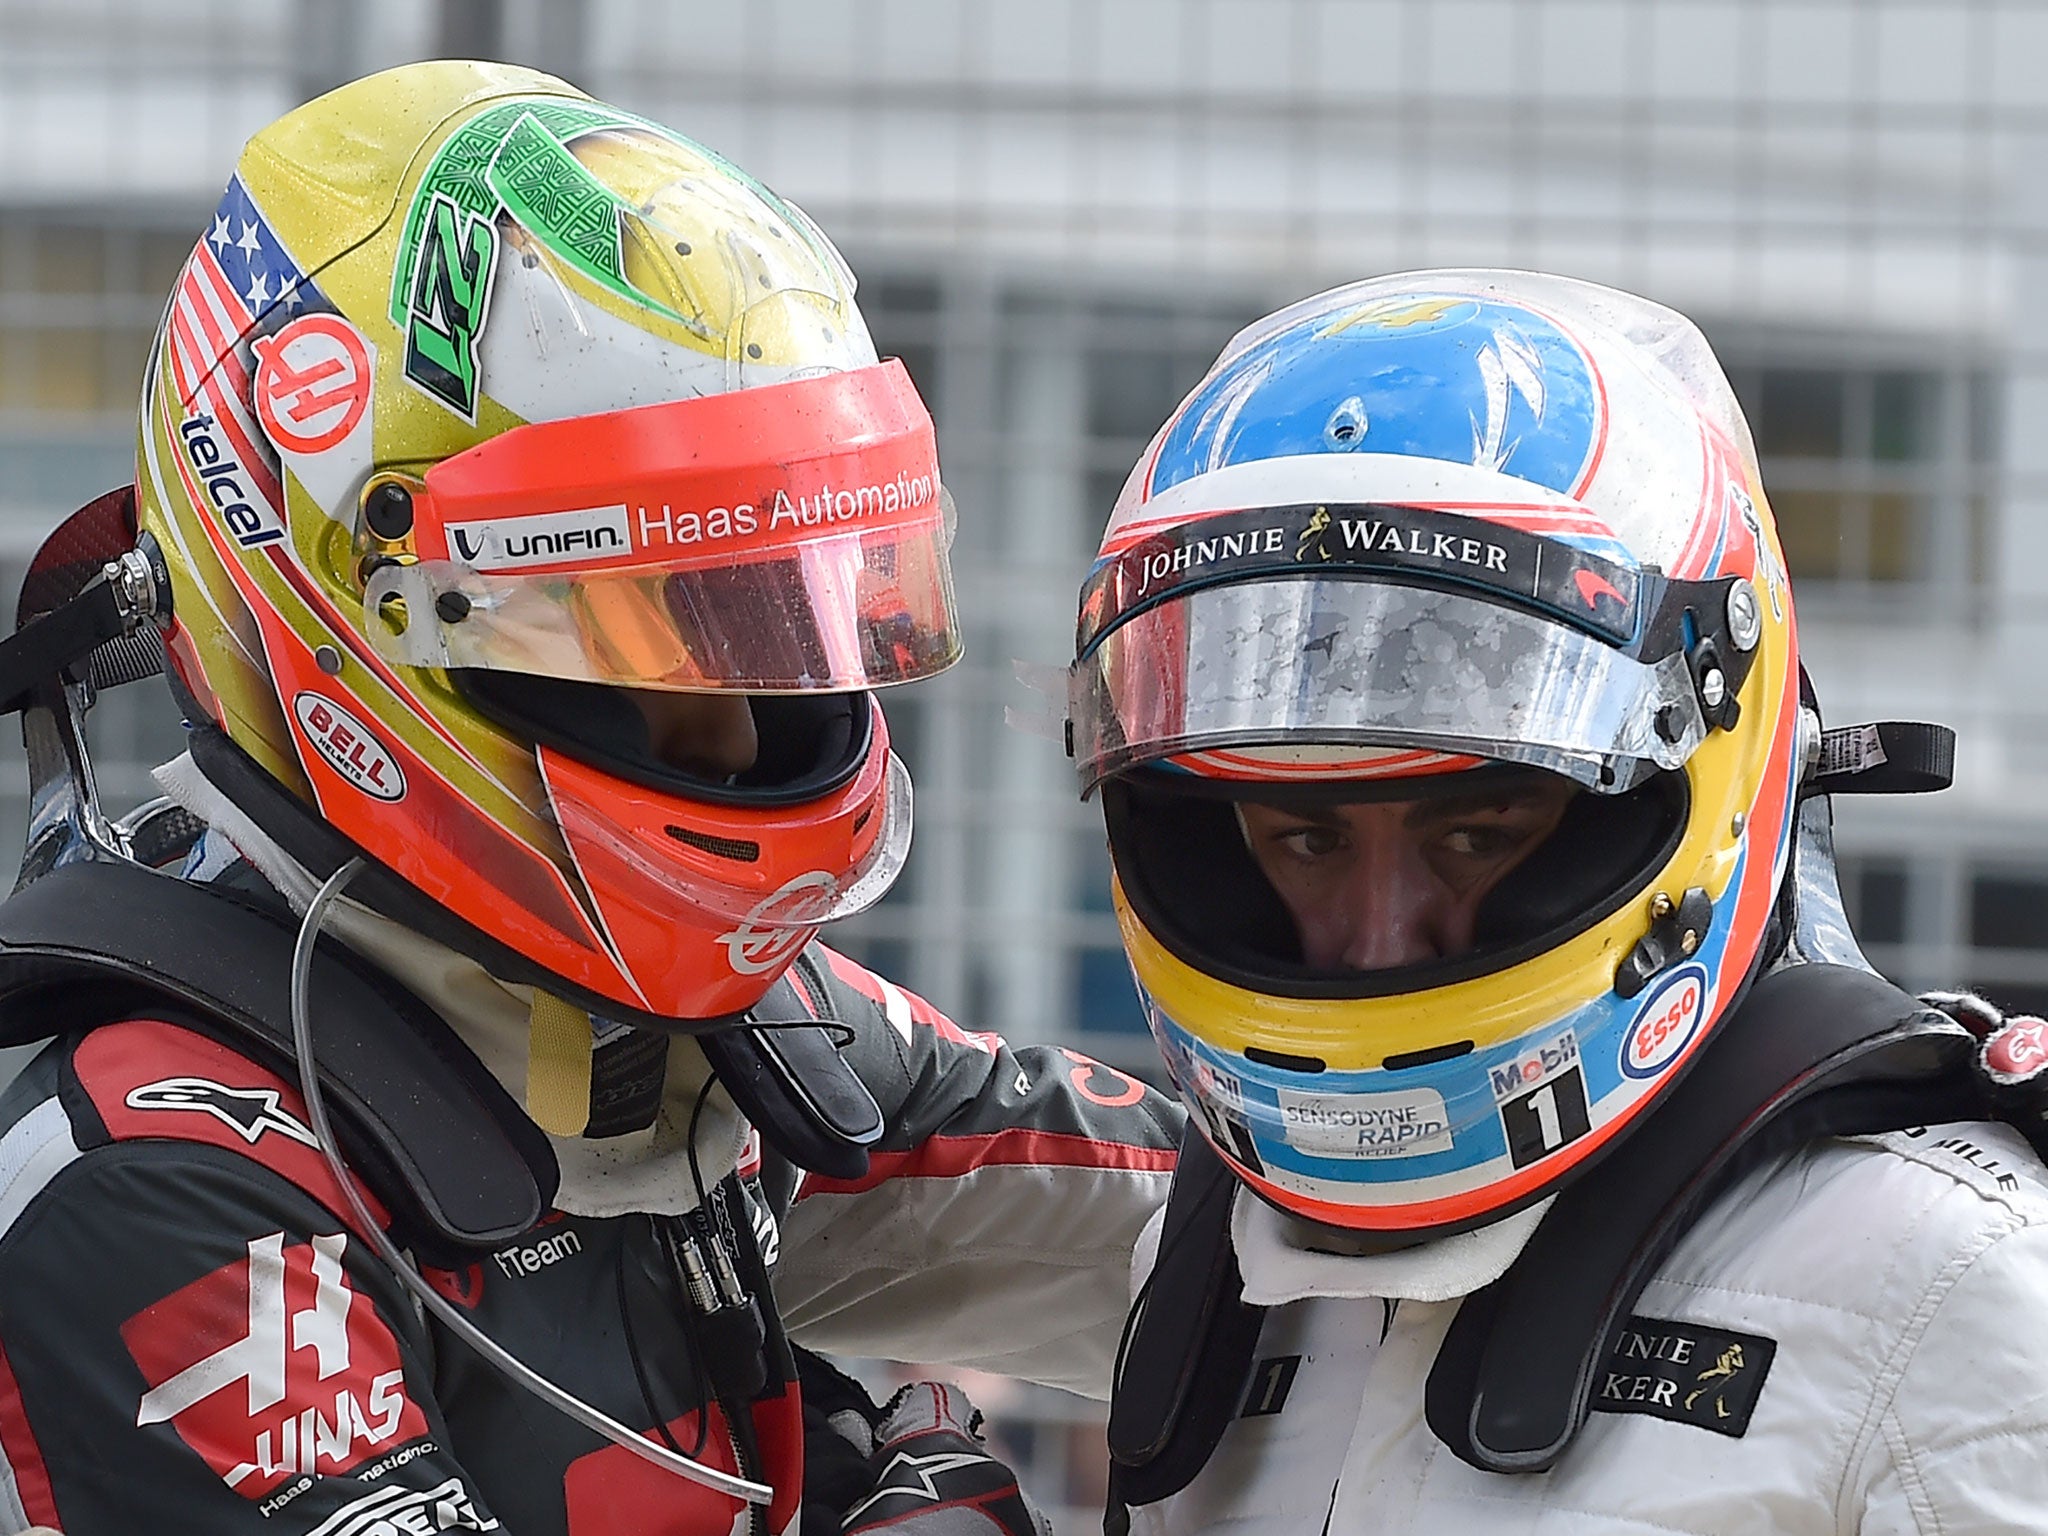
[
  {"left": 622, "top": 690, "right": 759, "bottom": 779},
  {"left": 1237, "top": 780, "right": 1576, "bottom": 971}
]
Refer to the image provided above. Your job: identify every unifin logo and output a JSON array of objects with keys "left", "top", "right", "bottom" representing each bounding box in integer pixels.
[{"left": 445, "top": 505, "right": 631, "bottom": 571}]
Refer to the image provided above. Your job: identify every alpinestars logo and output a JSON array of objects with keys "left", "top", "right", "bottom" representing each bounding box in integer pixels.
[
  {"left": 124, "top": 1077, "right": 319, "bottom": 1148},
  {"left": 122, "top": 1232, "right": 429, "bottom": 1496},
  {"left": 841, "top": 1449, "right": 992, "bottom": 1527}
]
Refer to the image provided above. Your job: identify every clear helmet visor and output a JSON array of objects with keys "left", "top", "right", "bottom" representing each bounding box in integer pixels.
[{"left": 1070, "top": 577, "right": 1706, "bottom": 797}]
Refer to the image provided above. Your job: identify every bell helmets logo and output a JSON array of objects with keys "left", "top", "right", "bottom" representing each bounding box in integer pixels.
[
  {"left": 293, "top": 692, "right": 406, "bottom": 802},
  {"left": 122, "top": 1231, "right": 429, "bottom": 1497},
  {"left": 253, "top": 314, "right": 373, "bottom": 457},
  {"left": 1621, "top": 962, "right": 1712, "bottom": 1080},
  {"left": 715, "top": 870, "right": 840, "bottom": 975}
]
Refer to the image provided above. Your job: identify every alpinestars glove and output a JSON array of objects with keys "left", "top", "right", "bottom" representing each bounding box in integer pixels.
[{"left": 836, "top": 1380, "right": 1053, "bottom": 1536}]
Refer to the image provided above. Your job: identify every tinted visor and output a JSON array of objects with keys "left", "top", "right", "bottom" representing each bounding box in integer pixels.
[
  {"left": 364, "top": 360, "right": 962, "bottom": 692},
  {"left": 369, "top": 519, "right": 956, "bottom": 690}
]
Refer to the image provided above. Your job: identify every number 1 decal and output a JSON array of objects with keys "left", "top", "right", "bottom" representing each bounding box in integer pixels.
[
  {"left": 1500, "top": 1066, "right": 1591, "bottom": 1169},
  {"left": 1240, "top": 1355, "right": 1302, "bottom": 1419}
]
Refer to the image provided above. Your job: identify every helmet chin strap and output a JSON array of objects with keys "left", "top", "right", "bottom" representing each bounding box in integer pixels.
[
  {"left": 290, "top": 858, "right": 774, "bottom": 1508},
  {"left": 526, "top": 990, "right": 595, "bottom": 1137}
]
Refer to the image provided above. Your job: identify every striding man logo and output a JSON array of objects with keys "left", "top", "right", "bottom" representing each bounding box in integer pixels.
[
  {"left": 1296, "top": 507, "right": 1334, "bottom": 563},
  {"left": 1593, "top": 1316, "right": 1777, "bottom": 1438},
  {"left": 1683, "top": 1342, "right": 1748, "bottom": 1418}
]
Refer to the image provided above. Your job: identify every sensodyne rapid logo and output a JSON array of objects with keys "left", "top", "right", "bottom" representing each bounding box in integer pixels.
[
  {"left": 445, "top": 504, "right": 632, "bottom": 570},
  {"left": 1276, "top": 1085, "right": 1452, "bottom": 1159}
]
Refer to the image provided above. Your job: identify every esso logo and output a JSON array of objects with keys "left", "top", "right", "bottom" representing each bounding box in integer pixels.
[
  {"left": 715, "top": 870, "right": 839, "bottom": 976},
  {"left": 1620, "top": 962, "right": 1711, "bottom": 1081},
  {"left": 292, "top": 692, "right": 406, "bottom": 802},
  {"left": 253, "top": 314, "right": 373, "bottom": 456}
]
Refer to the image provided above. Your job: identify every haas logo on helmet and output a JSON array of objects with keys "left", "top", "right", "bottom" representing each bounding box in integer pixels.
[
  {"left": 716, "top": 871, "right": 840, "bottom": 976},
  {"left": 252, "top": 315, "right": 373, "bottom": 457}
]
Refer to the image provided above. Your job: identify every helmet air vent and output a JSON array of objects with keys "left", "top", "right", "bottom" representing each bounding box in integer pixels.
[
  {"left": 1245, "top": 1046, "right": 1327, "bottom": 1074},
  {"left": 1383, "top": 1040, "right": 1476, "bottom": 1072},
  {"left": 664, "top": 825, "right": 762, "bottom": 863}
]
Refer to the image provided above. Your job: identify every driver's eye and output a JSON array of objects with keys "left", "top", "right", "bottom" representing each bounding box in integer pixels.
[
  {"left": 1441, "top": 825, "right": 1518, "bottom": 858},
  {"left": 1283, "top": 825, "right": 1345, "bottom": 859}
]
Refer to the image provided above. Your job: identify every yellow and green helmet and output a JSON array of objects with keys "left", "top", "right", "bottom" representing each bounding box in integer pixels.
[{"left": 138, "top": 60, "right": 961, "bottom": 1025}]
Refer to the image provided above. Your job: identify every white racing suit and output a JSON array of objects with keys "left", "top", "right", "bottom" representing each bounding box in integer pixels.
[{"left": 1132, "top": 1119, "right": 2048, "bottom": 1534}]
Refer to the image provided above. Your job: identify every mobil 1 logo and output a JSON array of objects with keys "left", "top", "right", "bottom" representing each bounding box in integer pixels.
[{"left": 1491, "top": 1030, "right": 1591, "bottom": 1169}]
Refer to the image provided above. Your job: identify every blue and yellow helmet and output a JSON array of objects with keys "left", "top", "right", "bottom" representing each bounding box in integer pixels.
[{"left": 1070, "top": 271, "right": 1801, "bottom": 1239}]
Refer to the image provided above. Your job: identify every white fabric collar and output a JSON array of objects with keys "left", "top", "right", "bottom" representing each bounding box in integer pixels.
[
  {"left": 151, "top": 752, "right": 747, "bottom": 1217},
  {"left": 1232, "top": 1186, "right": 1553, "bottom": 1305}
]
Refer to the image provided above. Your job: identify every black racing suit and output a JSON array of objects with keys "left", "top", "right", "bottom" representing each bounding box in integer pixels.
[{"left": 0, "top": 931, "right": 1178, "bottom": 1534}]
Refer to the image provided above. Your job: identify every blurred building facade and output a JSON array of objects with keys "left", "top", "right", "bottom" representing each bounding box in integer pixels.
[
  {"left": 6, "top": 0, "right": 2044, "bottom": 1071},
  {"left": 5, "top": 0, "right": 2047, "bottom": 1522}
]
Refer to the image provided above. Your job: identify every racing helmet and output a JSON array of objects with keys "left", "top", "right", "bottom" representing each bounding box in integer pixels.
[
  {"left": 1070, "top": 272, "right": 1801, "bottom": 1239},
  {"left": 138, "top": 61, "right": 960, "bottom": 1027}
]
